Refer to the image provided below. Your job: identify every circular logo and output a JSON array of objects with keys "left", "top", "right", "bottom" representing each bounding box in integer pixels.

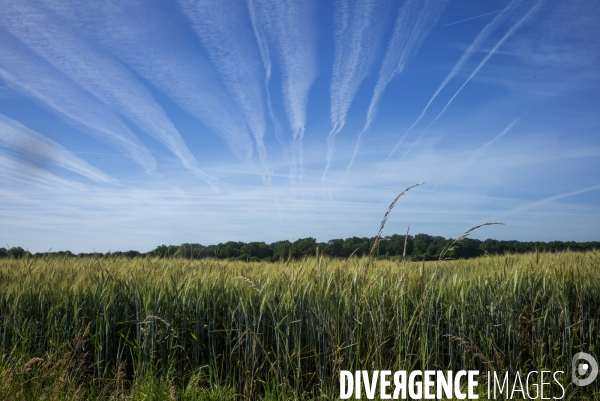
[{"left": 572, "top": 352, "right": 598, "bottom": 387}]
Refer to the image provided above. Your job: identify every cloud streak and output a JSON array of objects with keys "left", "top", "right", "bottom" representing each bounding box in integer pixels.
[
  {"left": 499, "top": 183, "right": 600, "bottom": 218},
  {"left": 177, "top": 0, "right": 271, "bottom": 182},
  {"left": 382, "top": 0, "right": 521, "bottom": 169},
  {"left": 0, "top": 148, "right": 88, "bottom": 192},
  {"left": 323, "top": 0, "right": 389, "bottom": 181},
  {"left": 247, "top": 0, "right": 319, "bottom": 182},
  {"left": 440, "top": 1, "right": 538, "bottom": 27},
  {"left": 0, "top": 29, "right": 156, "bottom": 172},
  {"left": 0, "top": 113, "right": 117, "bottom": 184},
  {"left": 0, "top": 0, "right": 220, "bottom": 187},
  {"left": 41, "top": 0, "right": 256, "bottom": 166},
  {"left": 433, "top": 116, "right": 521, "bottom": 189},
  {"left": 246, "top": 0, "right": 286, "bottom": 163},
  {"left": 394, "top": 0, "right": 545, "bottom": 165},
  {"left": 341, "top": 0, "right": 449, "bottom": 190}
]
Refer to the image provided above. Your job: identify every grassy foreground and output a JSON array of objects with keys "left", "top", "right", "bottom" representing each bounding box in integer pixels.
[{"left": 0, "top": 251, "right": 599, "bottom": 400}]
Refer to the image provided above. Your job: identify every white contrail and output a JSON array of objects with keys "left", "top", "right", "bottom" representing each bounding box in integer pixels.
[
  {"left": 91, "top": 1, "right": 254, "bottom": 161},
  {"left": 381, "top": 0, "right": 520, "bottom": 169},
  {"left": 339, "top": 0, "right": 448, "bottom": 194},
  {"left": 246, "top": 0, "right": 318, "bottom": 183},
  {"left": 246, "top": 0, "right": 288, "bottom": 164},
  {"left": 433, "top": 116, "right": 521, "bottom": 190},
  {"left": 0, "top": 3, "right": 194, "bottom": 168},
  {"left": 0, "top": 149, "right": 87, "bottom": 191},
  {"left": 440, "top": 1, "right": 538, "bottom": 27},
  {"left": 0, "top": 31, "right": 156, "bottom": 172},
  {"left": 0, "top": 114, "right": 117, "bottom": 184},
  {"left": 40, "top": 0, "right": 256, "bottom": 183},
  {"left": 500, "top": 183, "right": 600, "bottom": 218},
  {"left": 3, "top": 0, "right": 220, "bottom": 187},
  {"left": 177, "top": 0, "right": 271, "bottom": 183},
  {"left": 323, "top": 0, "right": 390, "bottom": 181},
  {"left": 393, "top": 0, "right": 545, "bottom": 166}
]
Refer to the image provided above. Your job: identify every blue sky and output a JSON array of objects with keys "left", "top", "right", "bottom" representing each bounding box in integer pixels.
[{"left": 1, "top": 0, "right": 599, "bottom": 253}]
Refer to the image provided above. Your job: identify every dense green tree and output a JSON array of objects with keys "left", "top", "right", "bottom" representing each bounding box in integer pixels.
[
  {"left": 289, "top": 238, "right": 317, "bottom": 259},
  {"left": 412, "top": 234, "right": 433, "bottom": 260},
  {"left": 342, "top": 237, "right": 370, "bottom": 257},
  {"left": 480, "top": 239, "right": 500, "bottom": 255},
  {"left": 271, "top": 240, "right": 292, "bottom": 261},
  {"left": 8, "top": 236, "right": 600, "bottom": 262},
  {"left": 425, "top": 236, "right": 446, "bottom": 260},
  {"left": 6, "top": 247, "right": 29, "bottom": 258},
  {"left": 174, "top": 243, "right": 205, "bottom": 259},
  {"left": 325, "top": 239, "right": 344, "bottom": 257},
  {"left": 378, "top": 234, "right": 413, "bottom": 257},
  {"left": 217, "top": 241, "right": 243, "bottom": 259},
  {"left": 149, "top": 245, "right": 178, "bottom": 258},
  {"left": 240, "top": 242, "right": 272, "bottom": 260},
  {"left": 452, "top": 238, "right": 482, "bottom": 259}
]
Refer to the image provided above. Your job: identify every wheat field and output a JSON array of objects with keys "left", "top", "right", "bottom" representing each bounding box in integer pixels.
[{"left": 0, "top": 250, "right": 599, "bottom": 400}]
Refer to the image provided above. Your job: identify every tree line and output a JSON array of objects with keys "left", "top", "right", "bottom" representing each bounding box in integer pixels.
[{"left": 2, "top": 235, "right": 599, "bottom": 261}]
